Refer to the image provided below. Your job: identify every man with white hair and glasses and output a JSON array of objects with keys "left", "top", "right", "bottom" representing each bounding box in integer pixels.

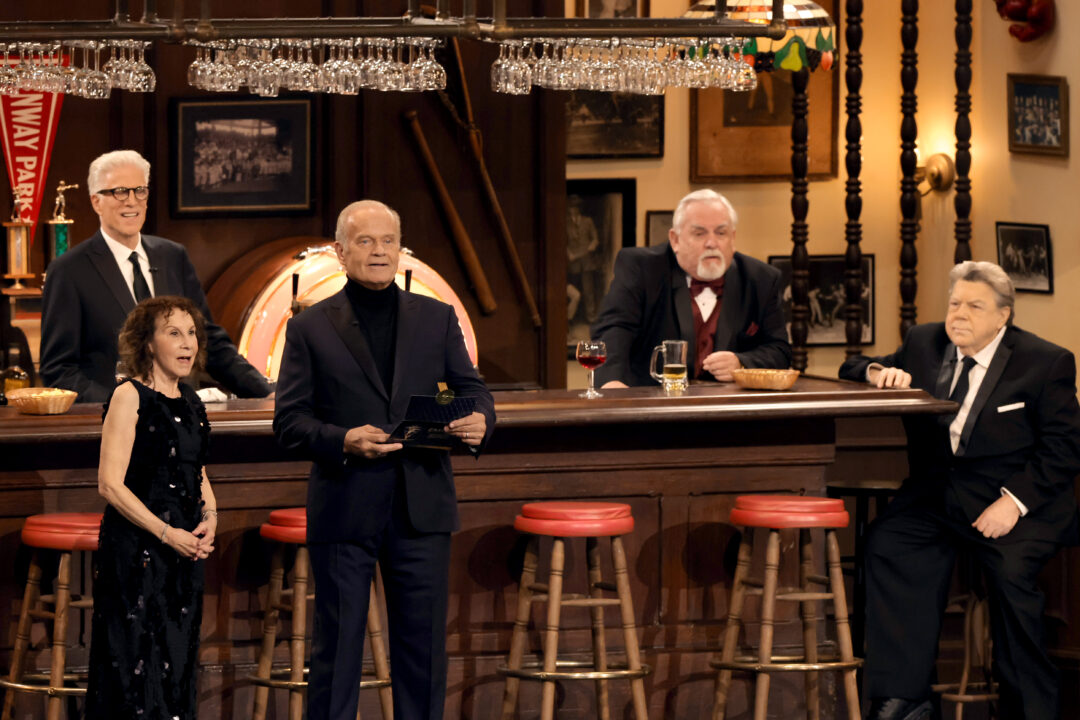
[
  {"left": 591, "top": 188, "right": 791, "bottom": 388},
  {"left": 840, "top": 261, "right": 1080, "bottom": 720},
  {"left": 40, "top": 149, "right": 271, "bottom": 402}
]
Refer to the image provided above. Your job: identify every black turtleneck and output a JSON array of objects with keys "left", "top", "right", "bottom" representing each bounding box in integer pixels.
[{"left": 344, "top": 278, "right": 399, "bottom": 392}]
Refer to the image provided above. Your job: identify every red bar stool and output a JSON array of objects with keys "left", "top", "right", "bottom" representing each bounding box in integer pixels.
[
  {"left": 498, "top": 501, "right": 650, "bottom": 720},
  {"left": 712, "top": 495, "right": 862, "bottom": 720},
  {"left": 249, "top": 507, "right": 392, "bottom": 720},
  {"left": 0, "top": 512, "right": 102, "bottom": 720}
]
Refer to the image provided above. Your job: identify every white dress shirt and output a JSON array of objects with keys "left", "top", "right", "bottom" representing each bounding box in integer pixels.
[
  {"left": 946, "top": 325, "right": 1027, "bottom": 515},
  {"left": 101, "top": 230, "right": 156, "bottom": 300},
  {"left": 686, "top": 275, "right": 719, "bottom": 322}
]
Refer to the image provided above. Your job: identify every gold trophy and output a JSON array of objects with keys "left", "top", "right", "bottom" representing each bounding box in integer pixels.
[
  {"left": 45, "top": 181, "right": 78, "bottom": 268},
  {"left": 3, "top": 192, "right": 34, "bottom": 290}
]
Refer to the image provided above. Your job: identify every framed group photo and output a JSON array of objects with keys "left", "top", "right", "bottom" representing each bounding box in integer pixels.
[
  {"left": 575, "top": 0, "right": 647, "bottom": 18},
  {"left": 1007, "top": 74, "right": 1069, "bottom": 157},
  {"left": 171, "top": 97, "right": 313, "bottom": 216},
  {"left": 566, "top": 179, "right": 636, "bottom": 349},
  {"left": 567, "top": 91, "right": 664, "bottom": 159},
  {"left": 996, "top": 222, "right": 1053, "bottom": 294},
  {"left": 768, "top": 254, "right": 875, "bottom": 346}
]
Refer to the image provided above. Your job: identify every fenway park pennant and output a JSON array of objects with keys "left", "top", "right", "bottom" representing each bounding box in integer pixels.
[{"left": 0, "top": 53, "right": 68, "bottom": 240}]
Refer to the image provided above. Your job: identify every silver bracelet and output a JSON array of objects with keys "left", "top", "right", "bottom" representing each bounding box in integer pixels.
[
  {"left": 202, "top": 509, "right": 218, "bottom": 521},
  {"left": 159, "top": 523, "right": 169, "bottom": 543}
]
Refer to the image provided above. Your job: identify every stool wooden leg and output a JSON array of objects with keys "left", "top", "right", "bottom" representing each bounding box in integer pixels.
[
  {"left": 253, "top": 544, "right": 286, "bottom": 720},
  {"left": 501, "top": 535, "right": 539, "bottom": 720},
  {"left": 800, "top": 529, "right": 820, "bottom": 720},
  {"left": 751, "top": 529, "right": 781, "bottom": 720},
  {"left": 2, "top": 550, "right": 43, "bottom": 720},
  {"left": 289, "top": 545, "right": 310, "bottom": 720},
  {"left": 611, "top": 536, "right": 647, "bottom": 720},
  {"left": 713, "top": 528, "right": 754, "bottom": 720},
  {"left": 45, "top": 551, "right": 72, "bottom": 720},
  {"left": 826, "top": 530, "right": 860, "bottom": 720},
  {"left": 540, "top": 538, "right": 566, "bottom": 720},
  {"left": 586, "top": 536, "right": 611, "bottom": 720},
  {"left": 366, "top": 579, "right": 393, "bottom": 720}
]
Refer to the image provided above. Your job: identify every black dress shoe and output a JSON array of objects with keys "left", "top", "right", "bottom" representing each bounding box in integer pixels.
[{"left": 866, "top": 697, "right": 933, "bottom": 720}]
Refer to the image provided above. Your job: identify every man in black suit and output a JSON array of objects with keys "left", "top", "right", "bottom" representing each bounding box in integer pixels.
[
  {"left": 839, "top": 261, "right": 1080, "bottom": 720},
  {"left": 273, "top": 200, "right": 494, "bottom": 720},
  {"left": 39, "top": 149, "right": 271, "bottom": 402},
  {"left": 591, "top": 189, "right": 790, "bottom": 387}
]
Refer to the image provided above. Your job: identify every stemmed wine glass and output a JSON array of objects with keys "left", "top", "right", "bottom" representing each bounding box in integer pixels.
[{"left": 576, "top": 339, "right": 607, "bottom": 399}]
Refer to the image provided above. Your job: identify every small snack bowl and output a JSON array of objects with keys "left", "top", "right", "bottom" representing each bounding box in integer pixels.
[
  {"left": 731, "top": 368, "right": 800, "bottom": 391},
  {"left": 6, "top": 387, "right": 78, "bottom": 415}
]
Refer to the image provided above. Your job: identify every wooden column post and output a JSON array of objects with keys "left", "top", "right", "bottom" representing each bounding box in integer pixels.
[
  {"left": 844, "top": 0, "right": 865, "bottom": 358},
  {"left": 899, "top": 0, "right": 920, "bottom": 339},
  {"left": 790, "top": 67, "right": 811, "bottom": 372},
  {"left": 954, "top": 0, "right": 973, "bottom": 263}
]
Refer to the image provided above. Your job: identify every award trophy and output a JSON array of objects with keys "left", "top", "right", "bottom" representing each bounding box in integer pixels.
[
  {"left": 45, "top": 181, "right": 78, "bottom": 268},
  {"left": 3, "top": 193, "right": 34, "bottom": 290}
]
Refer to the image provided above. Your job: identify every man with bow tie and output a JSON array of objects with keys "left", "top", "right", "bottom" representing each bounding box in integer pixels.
[
  {"left": 591, "top": 189, "right": 791, "bottom": 388},
  {"left": 839, "top": 261, "right": 1080, "bottom": 720}
]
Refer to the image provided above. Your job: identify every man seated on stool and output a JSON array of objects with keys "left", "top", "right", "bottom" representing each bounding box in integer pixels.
[
  {"left": 40, "top": 149, "right": 272, "bottom": 402},
  {"left": 839, "top": 261, "right": 1080, "bottom": 720},
  {"left": 591, "top": 189, "right": 790, "bottom": 388}
]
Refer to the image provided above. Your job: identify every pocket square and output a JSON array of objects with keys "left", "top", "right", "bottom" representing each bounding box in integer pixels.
[
  {"left": 997, "top": 401, "right": 1025, "bottom": 413},
  {"left": 746, "top": 322, "right": 759, "bottom": 337}
]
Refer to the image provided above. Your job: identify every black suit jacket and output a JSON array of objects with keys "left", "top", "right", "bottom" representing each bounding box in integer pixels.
[
  {"left": 840, "top": 323, "right": 1080, "bottom": 545},
  {"left": 591, "top": 245, "right": 791, "bottom": 386},
  {"left": 40, "top": 231, "right": 272, "bottom": 402},
  {"left": 273, "top": 288, "right": 495, "bottom": 543}
]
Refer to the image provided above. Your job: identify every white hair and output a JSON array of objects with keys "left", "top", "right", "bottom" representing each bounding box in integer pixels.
[
  {"left": 949, "top": 261, "right": 1015, "bottom": 321},
  {"left": 672, "top": 189, "right": 738, "bottom": 234},
  {"left": 335, "top": 200, "right": 401, "bottom": 244},
  {"left": 87, "top": 150, "right": 150, "bottom": 195}
]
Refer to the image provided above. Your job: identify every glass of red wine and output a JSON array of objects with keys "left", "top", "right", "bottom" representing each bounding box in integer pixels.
[{"left": 576, "top": 339, "right": 607, "bottom": 399}]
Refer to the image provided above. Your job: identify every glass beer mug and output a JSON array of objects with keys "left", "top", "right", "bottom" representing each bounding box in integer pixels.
[{"left": 650, "top": 339, "right": 688, "bottom": 393}]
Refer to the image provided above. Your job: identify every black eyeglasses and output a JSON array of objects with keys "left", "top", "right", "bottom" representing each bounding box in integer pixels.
[{"left": 97, "top": 185, "right": 150, "bottom": 201}]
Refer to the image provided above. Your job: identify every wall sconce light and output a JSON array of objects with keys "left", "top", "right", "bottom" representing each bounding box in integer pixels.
[{"left": 915, "top": 152, "right": 956, "bottom": 195}]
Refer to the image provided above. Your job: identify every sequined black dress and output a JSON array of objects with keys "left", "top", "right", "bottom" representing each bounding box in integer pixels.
[{"left": 86, "top": 379, "right": 210, "bottom": 720}]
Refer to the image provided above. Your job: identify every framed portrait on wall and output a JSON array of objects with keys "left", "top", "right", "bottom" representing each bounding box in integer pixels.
[
  {"left": 170, "top": 97, "right": 313, "bottom": 217},
  {"left": 575, "top": 0, "right": 648, "bottom": 18},
  {"left": 566, "top": 179, "right": 636, "bottom": 350},
  {"left": 768, "top": 254, "right": 874, "bottom": 346},
  {"left": 689, "top": 0, "right": 839, "bottom": 181},
  {"left": 996, "top": 221, "right": 1052, "bottom": 294},
  {"left": 567, "top": 91, "right": 664, "bottom": 159},
  {"left": 1007, "top": 74, "right": 1069, "bottom": 157},
  {"left": 645, "top": 210, "right": 673, "bottom": 246}
]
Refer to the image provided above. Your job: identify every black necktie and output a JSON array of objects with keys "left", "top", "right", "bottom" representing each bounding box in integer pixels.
[
  {"left": 949, "top": 356, "right": 978, "bottom": 405},
  {"left": 129, "top": 251, "right": 152, "bottom": 303}
]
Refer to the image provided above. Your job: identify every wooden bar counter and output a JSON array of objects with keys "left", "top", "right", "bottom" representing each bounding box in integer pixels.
[{"left": 0, "top": 377, "right": 951, "bottom": 718}]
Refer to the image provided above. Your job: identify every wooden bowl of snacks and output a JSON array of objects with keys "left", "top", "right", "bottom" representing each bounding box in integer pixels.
[
  {"left": 731, "top": 368, "right": 800, "bottom": 391},
  {"left": 6, "top": 387, "right": 78, "bottom": 415}
]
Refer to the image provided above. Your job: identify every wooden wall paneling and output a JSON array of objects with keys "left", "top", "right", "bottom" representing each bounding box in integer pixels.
[
  {"left": 843, "top": 0, "right": 865, "bottom": 358},
  {"left": 899, "top": 0, "right": 920, "bottom": 338},
  {"left": 953, "top": 0, "right": 973, "bottom": 263}
]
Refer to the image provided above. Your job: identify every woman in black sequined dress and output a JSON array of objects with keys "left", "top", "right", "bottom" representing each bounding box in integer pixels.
[{"left": 87, "top": 296, "right": 219, "bottom": 720}]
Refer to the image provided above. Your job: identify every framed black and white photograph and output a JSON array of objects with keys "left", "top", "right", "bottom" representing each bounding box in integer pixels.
[
  {"left": 171, "top": 98, "right": 312, "bottom": 216},
  {"left": 996, "top": 222, "right": 1053, "bottom": 294},
  {"left": 1008, "top": 74, "right": 1069, "bottom": 157},
  {"left": 567, "top": 91, "right": 663, "bottom": 159},
  {"left": 575, "top": 0, "right": 648, "bottom": 18},
  {"left": 645, "top": 210, "right": 673, "bottom": 247},
  {"left": 768, "top": 254, "right": 875, "bottom": 346},
  {"left": 566, "top": 179, "right": 636, "bottom": 349}
]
